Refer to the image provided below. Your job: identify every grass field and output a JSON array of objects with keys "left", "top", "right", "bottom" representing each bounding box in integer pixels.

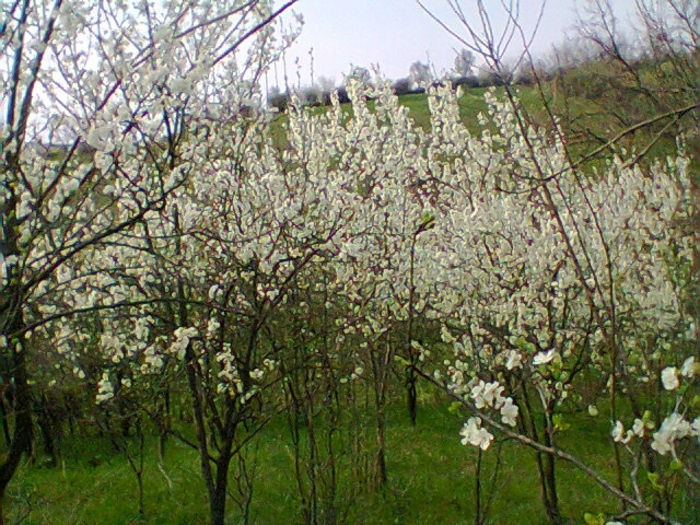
[
  {"left": 12, "top": 398, "right": 695, "bottom": 525},
  {"left": 397, "top": 89, "right": 489, "bottom": 135}
]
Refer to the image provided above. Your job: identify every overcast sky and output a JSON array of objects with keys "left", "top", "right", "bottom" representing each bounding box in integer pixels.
[{"left": 276, "top": 0, "right": 636, "bottom": 87}]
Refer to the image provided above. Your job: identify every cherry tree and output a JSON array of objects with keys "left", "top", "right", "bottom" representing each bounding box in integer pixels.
[
  {"left": 0, "top": 0, "right": 298, "bottom": 521},
  {"left": 412, "top": 1, "right": 697, "bottom": 522},
  {"left": 414, "top": 84, "right": 696, "bottom": 523}
]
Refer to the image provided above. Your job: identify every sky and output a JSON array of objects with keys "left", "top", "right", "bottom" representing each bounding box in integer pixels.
[{"left": 276, "top": 0, "right": 636, "bottom": 88}]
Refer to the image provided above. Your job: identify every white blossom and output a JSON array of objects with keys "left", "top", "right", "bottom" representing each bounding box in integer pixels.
[
  {"left": 96, "top": 373, "right": 114, "bottom": 403},
  {"left": 533, "top": 349, "right": 558, "bottom": 366},
  {"left": 681, "top": 356, "right": 696, "bottom": 378},
  {"left": 612, "top": 421, "right": 631, "bottom": 444},
  {"left": 651, "top": 413, "right": 692, "bottom": 455},
  {"left": 505, "top": 350, "right": 523, "bottom": 370},
  {"left": 460, "top": 417, "right": 494, "bottom": 450},
  {"left": 661, "top": 367, "right": 680, "bottom": 390},
  {"left": 500, "top": 397, "right": 519, "bottom": 426}
]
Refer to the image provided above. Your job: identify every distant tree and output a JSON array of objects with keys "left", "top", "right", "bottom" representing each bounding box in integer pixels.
[
  {"left": 453, "top": 48, "right": 475, "bottom": 77},
  {"left": 335, "top": 86, "right": 351, "bottom": 104},
  {"left": 476, "top": 65, "right": 512, "bottom": 86},
  {"left": 317, "top": 76, "right": 336, "bottom": 94},
  {"left": 391, "top": 77, "right": 413, "bottom": 95},
  {"left": 300, "top": 86, "right": 321, "bottom": 106},
  {"left": 267, "top": 86, "right": 289, "bottom": 112},
  {"left": 450, "top": 75, "right": 479, "bottom": 89},
  {"left": 314, "top": 76, "right": 337, "bottom": 105},
  {"left": 409, "top": 61, "right": 432, "bottom": 88}
]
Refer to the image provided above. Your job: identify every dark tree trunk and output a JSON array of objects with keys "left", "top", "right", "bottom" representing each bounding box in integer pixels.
[
  {"left": 542, "top": 416, "right": 562, "bottom": 525},
  {"left": 0, "top": 183, "right": 33, "bottom": 511},
  {"left": 210, "top": 454, "right": 232, "bottom": 525},
  {"left": 0, "top": 167, "right": 34, "bottom": 523},
  {"left": 0, "top": 395, "right": 11, "bottom": 445},
  {"left": 0, "top": 320, "right": 33, "bottom": 525},
  {"left": 36, "top": 393, "right": 58, "bottom": 465},
  {"left": 374, "top": 411, "right": 388, "bottom": 487},
  {"left": 406, "top": 376, "right": 417, "bottom": 426}
]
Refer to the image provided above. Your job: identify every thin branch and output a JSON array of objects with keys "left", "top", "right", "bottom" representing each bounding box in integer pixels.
[{"left": 212, "top": 0, "right": 299, "bottom": 67}]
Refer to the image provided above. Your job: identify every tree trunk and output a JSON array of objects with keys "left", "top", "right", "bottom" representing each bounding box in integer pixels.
[
  {"left": 374, "top": 408, "right": 388, "bottom": 488},
  {"left": 406, "top": 376, "right": 417, "bottom": 426},
  {"left": 542, "top": 422, "right": 562, "bottom": 525},
  {"left": 210, "top": 454, "right": 232, "bottom": 525},
  {"left": 0, "top": 173, "right": 33, "bottom": 522},
  {"left": 0, "top": 325, "right": 33, "bottom": 523},
  {"left": 36, "top": 393, "right": 58, "bottom": 466},
  {"left": 0, "top": 391, "right": 10, "bottom": 445}
]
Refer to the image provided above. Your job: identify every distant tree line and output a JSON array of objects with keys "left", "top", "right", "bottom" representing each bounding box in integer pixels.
[{"left": 266, "top": 49, "right": 521, "bottom": 112}]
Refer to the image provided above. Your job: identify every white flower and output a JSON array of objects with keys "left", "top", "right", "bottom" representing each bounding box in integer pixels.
[
  {"left": 500, "top": 397, "right": 518, "bottom": 426},
  {"left": 440, "top": 325, "right": 456, "bottom": 344},
  {"left": 169, "top": 327, "right": 198, "bottom": 360},
  {"left": 588, "top": 405, "right": 599, "bottom": 417},
  {"left": 661, "top": 367, "right": 679, "bottom": 390},
  {"left": 208, "top": 284, "right": 221, "bottom": 300},
  {"left": 207, "top": 317, "right": 220, "bottom": 337},
  {"left": 651, "top": 432, "right": 672, "bottom": 455},
  {"left": 651, "top": 413, "right": 691, "bottom": 455},
  {"left": 470, "top": 380, "right": 504, "bottom": 409},
  {"left": 612, "top": 421, "right": 631, "bottom": 444},
  {"left": 533, "top": 349, "right": 558, "bottom": 366},
  {"left": 460, "top": 417, "right": 493, "bottom": 450},
  {"left": 632, "top": 418, "right": 645, "bottom": 437},
  {"left": 96, "top": 373, "right": 114, "bottom": 403},
  {"left": 681, "top": 356, "right": 696, "bottom": 378},
  {"left": 505, "top": 350, "right": 522, "bottom": 370},
  {"left": 691, "top": 417, "right": 700, "bottom": 438}
]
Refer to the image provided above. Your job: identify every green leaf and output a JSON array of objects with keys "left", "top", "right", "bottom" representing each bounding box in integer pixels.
[
  {"left": 514, "top": 337, "right": 535, "bottom": 353},
  {"left": 669, "top": 459, "right": 683, "bottom": 471},
  {"left": 647, "top": 471, "right": 663, "bottom": 492},
  {"left": 393, "top": 355, "right": 410, "bottom": 367},
  {"left": 447, "top": 401, "right": 462, "bottom": 415},
  {"left": 552, "top": 414, "right": 570, "bottom": 432},
  {"left": 583, "top": 512, "right": 604, "bottom": 525}
]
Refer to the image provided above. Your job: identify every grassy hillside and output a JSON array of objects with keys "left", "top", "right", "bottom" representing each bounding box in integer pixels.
[{"left": 12, "top": 401, "right": 671, "bottom": 525}]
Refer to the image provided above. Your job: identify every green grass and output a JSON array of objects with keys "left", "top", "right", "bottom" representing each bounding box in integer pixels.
[
  {"left": 10, "top": 400, "right": 683, "bottom": 525},
  {"left": 397, "top": 88, "right": 489, "bottom": 135},
  {"left": 267, "top": 87, "right": 490, "bottom": 149}
]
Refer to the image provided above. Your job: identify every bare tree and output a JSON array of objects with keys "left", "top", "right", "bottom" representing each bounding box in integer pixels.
[
  {"left": 570, "top": 0, "right": 699, "bottom": 155},
  {"left": 453, "top": 47, "right": 475, "bottom": 77},
  {"left": 409, "top": 60, "right": 433, "bottom": 88}
]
